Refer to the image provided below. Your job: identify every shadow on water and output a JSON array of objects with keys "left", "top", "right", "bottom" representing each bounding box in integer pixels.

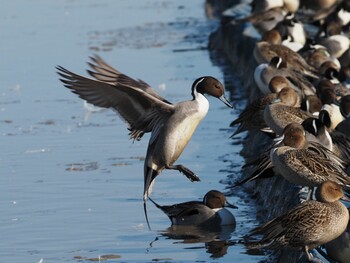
[{"left": 154, "top": 224, "right": 236, "bottom": 259}]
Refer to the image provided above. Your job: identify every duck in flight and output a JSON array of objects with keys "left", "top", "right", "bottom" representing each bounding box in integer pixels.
[{"left": 56, "top": 55, "right": 232, "bottom": 226}]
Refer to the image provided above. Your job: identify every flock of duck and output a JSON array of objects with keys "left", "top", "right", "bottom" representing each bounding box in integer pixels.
[
  {"left": 230, "top": 0, "right": 350, "bottom": 262},
  {"left": 55, "top": 0, "right": 350, "bottom": 262}
]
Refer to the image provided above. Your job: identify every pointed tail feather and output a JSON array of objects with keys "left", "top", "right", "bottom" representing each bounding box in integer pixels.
[
  {"left": 144, "top": 200, "right": 151, "bottom": 230},
  {"left": 148, "top": 197, "right": 162, "bottom": 209},
  {"left": 144, "top": 167, "right": 159, "bottom": 201},
  {"left": 233, "top": 167, "right": 274, "bottom": 187},
  {"left": 143, "top": 167, "right": 159, "bottom": 230}
]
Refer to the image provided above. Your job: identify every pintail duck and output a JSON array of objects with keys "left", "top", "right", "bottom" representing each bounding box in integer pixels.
[
  {"left": 235, "top": 122, "right": 349, "bottom": 189},
  {"left": 270, "top": 123, "right": 349, "bottom": 188},
  {"left": 300, "top": 95, "right": 322, "bottom": 115},
  {"left": 302, "top": 117, "right": 350, "bottom": 160},
  {"left": 232, "top": 8, "right": 287, "bottom": 34},
  {"left": 251, "top": 0, "right": 299, "bottom": 14},
  {"left": 306, "top": 46, "right": 341, "bottom": 71},
  {"left": 274, "top": 13, "right": 306, "bottom": 52},
  {"left": 230, "top": 92, "right": 276, "bottom": 136},
  {"left": 254, "top": 56, "right": 315, "bottom": 96},
  {"left": 318, "top": 34, "right": 350, "bottom": 58},
  {"left": 301, "top": 117, "right": 334, "bottom": 151},
  {"left": 56, "top": 55, "right": 232, "bottom": 222},
  {"left": 263, "top": 87, "right": 308, "bottom": 135},
  {"left": 315, "top": 1, "right": 350, "bottom": 38},
  {"left": 336, "top": 94, "right": 350, "bottom": 136},
  {"left": 251, "top": 0, "right": 284, "bottom": 13},
  {"left": 283, "top": 0, "right": 300, "bottom": 13},
  {"left": 254, "top": 30, "right": 319, "bottom": 79},
  {"left": 230, "top": 77, "right": 292, "bottom": 136},
  {"left": 301, "top": 0, "right": 337, "bottom": 10},
  {"left": 320, "top": 103, "right": 345, "bottom": 130},
  {"left": 149, "top": 190, "right": 237, "bottom": 227},
  {"left": 246, "top": 181, "right": 350, "bottom": 262}
]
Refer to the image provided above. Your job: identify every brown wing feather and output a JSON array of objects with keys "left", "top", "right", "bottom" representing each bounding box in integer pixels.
[
  {"left": 249, "top": 201, "right": 331, "bottom": 248},
  {"left": 87, "top": 55, "right": 171, "bottom": 103},
  {"left": 283, "top": 149, "right": 350, "bottom": 186},
  {"left": 56, "top": 65, "right": 174, "bottom": 140}
]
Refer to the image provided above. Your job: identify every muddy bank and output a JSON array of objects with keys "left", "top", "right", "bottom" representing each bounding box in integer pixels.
[{"left": 209, "top": 1, "right": 312, "bottom": 262}]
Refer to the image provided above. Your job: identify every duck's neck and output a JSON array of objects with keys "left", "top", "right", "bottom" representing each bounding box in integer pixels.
[{"left": 194, "top": 91, "right": 209, "bottom": 114}]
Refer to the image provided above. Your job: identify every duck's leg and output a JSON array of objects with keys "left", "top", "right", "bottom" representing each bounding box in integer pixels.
[
  {"left": 306, "top": 187, "right": 315, "bottom": 200},
  {"left": 166, "top": 164, "right": 200, "bottom": 182},
  {"left": 304, "top": 246, "right": 324, "bottom": 263}
]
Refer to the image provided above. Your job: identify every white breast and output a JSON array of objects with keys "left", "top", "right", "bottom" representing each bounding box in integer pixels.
[
  {"left": 213, "top": 208, "right": 236, "bottom": 225},
  {"left": 254, "top": 63, "right": 270, "bottom": 94}
]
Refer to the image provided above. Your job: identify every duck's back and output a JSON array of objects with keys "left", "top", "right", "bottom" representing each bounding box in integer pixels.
[{"left": 164, "top": 202, "right": 216, "bottom": 226}]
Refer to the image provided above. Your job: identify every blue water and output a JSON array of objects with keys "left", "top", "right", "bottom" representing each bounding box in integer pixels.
[{"left": 0, "top": 1, "right": 263, "bottom": 262}]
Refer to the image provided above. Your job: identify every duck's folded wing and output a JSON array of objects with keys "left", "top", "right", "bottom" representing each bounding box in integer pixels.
[
  {"left": 86, "top": 55, "right": 171, "bottom": 104},
  {"left": 57, "top": 66, "right": 174, "bottom": 141},
  {"left": 160, "top": 201, "right": 203, "bottom": 218},
  {"left": 308, "top": 141, "right": 347, "bottom": 167},
  {"left": 283, "top": 149, "right": 350, "bottom": 185}
]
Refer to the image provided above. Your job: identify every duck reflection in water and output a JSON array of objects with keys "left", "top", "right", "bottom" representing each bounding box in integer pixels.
[{"left": 149, "top": 190, "right": 237, "bottom": 258}]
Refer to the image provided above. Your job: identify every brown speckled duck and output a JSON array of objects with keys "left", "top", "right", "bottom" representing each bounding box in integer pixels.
[{"left": 246, "top": 181, "right": 349, "bottom": 262}]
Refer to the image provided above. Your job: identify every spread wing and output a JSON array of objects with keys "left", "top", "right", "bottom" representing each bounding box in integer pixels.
[
  {"left": 86, "top": 55, "right": 171, "bottom": 104},
  {"left": 56, "top": 57, "right": 175, "bottom": 141}
]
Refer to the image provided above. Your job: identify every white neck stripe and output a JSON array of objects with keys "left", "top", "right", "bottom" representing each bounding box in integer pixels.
[
  {"left": 312, "top": 120, "right": 317, "bottom": 134},
  {"left": 194, "top": 77, "right": 205, "bottom": 95},
  {"left": 276, "top": 58, "right": 282, "bottom": 68}
]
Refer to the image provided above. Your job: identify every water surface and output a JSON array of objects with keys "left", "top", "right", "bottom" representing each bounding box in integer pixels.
[{"left": 0, "top": 1, "right": 263, "bottom": 262}]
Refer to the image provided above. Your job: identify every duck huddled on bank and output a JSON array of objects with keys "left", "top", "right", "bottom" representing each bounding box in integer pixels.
[{"left": 229, "top": 0, "right": 350, "bottom": 261}]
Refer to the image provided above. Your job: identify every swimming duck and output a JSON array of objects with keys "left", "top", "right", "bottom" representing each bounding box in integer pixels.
[
  {"left": 149, "top": 190, "right": 237, "bottom": 228},
  {"left": 56, "top": 55, "right": 232, "bottom": 220},
  {"left": 246, "top": 181, "right": 350, "bottom": 262}
]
